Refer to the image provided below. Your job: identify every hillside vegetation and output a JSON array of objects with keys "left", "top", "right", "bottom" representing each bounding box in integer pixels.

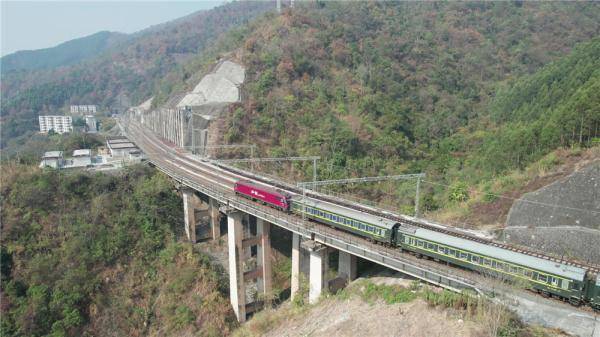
[
  {"left": 0, "top": 165, "right": 236, "bottom": 336},
  {"left": 174, "top": 2, "right": 599, "bottom": 222},
  {"left": 224, "top": 2, "right": 599, "bottom": 175}
]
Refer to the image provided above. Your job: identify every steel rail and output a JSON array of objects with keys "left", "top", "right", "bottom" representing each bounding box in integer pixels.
[{"left": 217, "top": 156, "right": 320, "bottom": 163}]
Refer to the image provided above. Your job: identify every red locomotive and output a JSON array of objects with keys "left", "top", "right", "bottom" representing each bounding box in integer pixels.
[{"left": 234, "top": 180, "right": 291, "bottom": 211}]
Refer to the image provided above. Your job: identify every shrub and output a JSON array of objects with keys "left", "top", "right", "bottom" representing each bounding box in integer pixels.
[{"left": 448, "top": 181, "right": 469, "bottom": 203}]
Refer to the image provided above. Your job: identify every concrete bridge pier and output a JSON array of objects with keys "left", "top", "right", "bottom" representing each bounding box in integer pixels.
[
  {"left": 338, "top": 251, "right": 357, "bottom": 283},
  {"left": 227, "top": 211, "right": 246, "bottom": 322},
  {"left": 182, "top": 189, "right": 204, "bottom": 243},
  {"left": 303, "top": 240, "right": 330, "bottom": 304},
  {"left": 227, "top": 212, "right": 274, "bottom": 322},
  {"left": 255, "top": 218, "right": 273, "bottom": 305},
  {"left": 291, "top": 233, "right": 302, "bottom": 301},
  {"left": 209, "top": 198, "right": 221, "bottom": 240}
]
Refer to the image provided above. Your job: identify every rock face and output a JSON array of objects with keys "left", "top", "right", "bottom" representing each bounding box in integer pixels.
[
  {"left": 178, "top": 60, "right": 245, "bottom": 107},
  {"left": 504, "top": 161, "right": 600, "bottom": 263}
]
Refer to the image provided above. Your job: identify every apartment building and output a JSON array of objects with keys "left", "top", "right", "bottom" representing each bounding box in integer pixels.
[{"left": 39, "top": 115, "right": 73, "bottom": 134}]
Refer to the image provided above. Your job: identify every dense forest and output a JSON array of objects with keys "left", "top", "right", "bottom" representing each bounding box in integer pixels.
[
  {"left": 219, "top": 2, "right": 599, "bottom": 175},
  {"left": 0, "top": 165, "right": 236, "bottom": 336},
  {"left": 162, "top": 1, "right": 598, "bottom": 218}
]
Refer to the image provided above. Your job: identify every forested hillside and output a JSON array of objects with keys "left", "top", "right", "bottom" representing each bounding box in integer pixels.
[
  {"left": 219, "top": 2, "right": 599, "bottom": 176},
  {"left": 169, "top": 1, "right": 598, "bottom": 220},
  {"left": 0, "top": 31, "right": 126, "bottom": 73},
  {"left": 0, "top": 165, "right": 235, "bottom": 336},
  {"left": 0, "top": 1, "right": 274, "bottom": 148}
]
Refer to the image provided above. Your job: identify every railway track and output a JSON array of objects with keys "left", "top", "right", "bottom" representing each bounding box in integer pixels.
[
  {"left": 210, "top": 156, "right": 600, "bottom": 275},
  {"left": 124, "top": 119, "right": 600, "bottom": 276}
]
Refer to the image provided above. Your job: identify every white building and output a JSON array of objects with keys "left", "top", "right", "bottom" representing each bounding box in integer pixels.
[
  {"left": 39, "top": 115, "right": 73, "bottom": 134},
  {"left": 40, "top": 151, "right": 64, "bottom": 168},
  {"left": 72, "top": 149, "right": 92, "bottom": 167},
  {"left": 85, "top": 115, "right": 97, "bottom": 133},
  {"left": 70, "top": 105, "right": 97, "bottom": 114}
]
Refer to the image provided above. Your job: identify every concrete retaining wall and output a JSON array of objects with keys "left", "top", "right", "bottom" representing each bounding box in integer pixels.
[{"left": 504, "top": 161, "right": 600, "bottom": 263}]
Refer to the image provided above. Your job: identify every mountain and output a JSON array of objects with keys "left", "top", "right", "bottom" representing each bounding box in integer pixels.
[
  {"left": 0, "top": 1, "right": 275, "bottom": 148},
  {"left": 2, "top": 1, "right": 599, "bottom": 224},
  {"left": 0, "top": 31, "right": 126, "bottom": 73}
]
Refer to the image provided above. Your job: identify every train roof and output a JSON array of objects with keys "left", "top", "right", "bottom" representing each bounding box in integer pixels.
[
  {"left": 235, "top": 179, "right": 290, "bottom": 198},
  {"left": 294, "top": 196, "right": 398, "bottom": 230},
  {"left": 402, "top": 226, "right": 587, "bottom": 281}
]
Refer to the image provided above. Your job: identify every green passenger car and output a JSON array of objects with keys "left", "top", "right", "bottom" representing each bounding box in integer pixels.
[
  {"left": 586, "top": 275, "right": 600, "bottom": 311},
  {"left": 395, "top": 225, "right": 589, "bottom": 305},
  {"left": 290, "top": 196, "right": 398, "bottom": 244}
]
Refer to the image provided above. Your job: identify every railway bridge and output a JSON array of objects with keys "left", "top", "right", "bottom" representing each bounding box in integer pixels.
[
  {"left": 118, "top": 116, "right": 600, "bottom": 336},
  {"left": 119, "top": 116, "right": 486, "bottom": 321}
]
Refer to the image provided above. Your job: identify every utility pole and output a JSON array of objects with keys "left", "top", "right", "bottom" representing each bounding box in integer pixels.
[{"left": 415, "top": 175, "right": 422, "bottom": 218}]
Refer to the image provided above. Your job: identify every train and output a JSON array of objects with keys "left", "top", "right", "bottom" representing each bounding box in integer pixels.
[{"left": 234, "top": 179, "right": 600, "bottom": 310}]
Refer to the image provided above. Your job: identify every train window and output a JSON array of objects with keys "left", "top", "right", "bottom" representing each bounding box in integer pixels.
[
  {"left": 524, "top": 270, "right": 532, "bottom": 278},
  {"left": 448, "top": 249, "right": 455, "bottom": 256},
  {"left": 538, "top": 274, "right": 547, "bottom": 283},
  {"left": 509, "top": 266, "right": 518, "bottom": 274},
  {"left": 562, "top": 280, "right": 569, "bottom": 290},
  {"left": 472, "top": 256, "right": 480, "bottom": 264},
  {"left": 459, "top": 252, "right": 468, "bottom": 260},
  {"left": 483, "top": 259, "right": 492, "bottom": 266},
  {"left": 551, "top": 277, "right": 560, "bottom": 287},
  {"left": 427, "top": 243, "right": 434, "bottom": 250},
  {"left": 417, "top": 240, "right": 424, "bottom": 247},
  {"left": 496, "top": 262, "right": 504, "bottom": 271}
]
